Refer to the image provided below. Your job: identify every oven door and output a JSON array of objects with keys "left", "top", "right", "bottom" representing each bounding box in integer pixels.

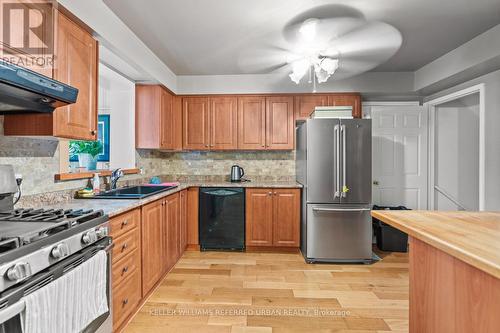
[{"left": 0, "top": 237, "right": 113, "bottom": 333}]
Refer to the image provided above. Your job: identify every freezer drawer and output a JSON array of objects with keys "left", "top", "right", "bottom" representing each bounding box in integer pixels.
[{"left": 305, "top": 204, "right": 372, "bottom": 262}]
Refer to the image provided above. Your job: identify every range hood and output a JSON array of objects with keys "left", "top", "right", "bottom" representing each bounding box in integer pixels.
[{"left": 0, "top": 60, "right": 78, "bottom": 114}]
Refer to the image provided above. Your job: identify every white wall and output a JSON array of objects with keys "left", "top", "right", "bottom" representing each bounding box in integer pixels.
[
  {"left": 177, "top": 71, "right": 416, "bottom": 96},
  {"left": 425, "top": 69, "right": 500, "bottom": 210},
  {"left": 99, "top": 64, "right": 136, "bottom": 169},
  {"left": 434, "top": 94, "right": 479, "bottom": 210}
]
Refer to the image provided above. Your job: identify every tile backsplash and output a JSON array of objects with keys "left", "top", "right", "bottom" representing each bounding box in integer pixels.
[{"left": 1, "top": 116, "right": 296, "bottom": 201}]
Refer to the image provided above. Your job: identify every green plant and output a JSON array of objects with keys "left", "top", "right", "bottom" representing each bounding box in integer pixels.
[{"left": 69, "top": 140, "right": 103, "bottom": 158}]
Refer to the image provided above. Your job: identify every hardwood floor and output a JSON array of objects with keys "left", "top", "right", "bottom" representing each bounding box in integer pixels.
[{"left": 124, "top": 250, "right": 409, "bottom": 333}]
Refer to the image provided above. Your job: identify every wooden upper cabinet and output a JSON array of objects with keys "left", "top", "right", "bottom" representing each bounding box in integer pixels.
[
  {"left": 266, "top": 96, "right": 294, "bottom": 150},
  {"left": 3, "top": 10, "right": 98, "bottom": 140},
  {"left": 328, "top": 94, "right": 362, "bottom": 118},
  {"left": 237, "top": 96, "right": 266, "bottom": 150},
  {"left": 53, "top": 12, "right": 97, "bottom": 140},
  {"left": 183, "top": 97, "right": 210, "bottom": 150},
  {"left": 141, "top": 200, "right": 163, "bottom": 296},
  {"left": 246, "top": 189, "right": 274, "bottom": 247},
  {"left": 136, "top": 85, "right": 181, "bottom": 150},
  {"left": 210, "top": 97, "right": 238, "bottom": 150},
  {"left": 272, "top": 189, "right": 300, "bottom": 247},
  {"left": 294, "top": 95, "right": 329, "bottom": 121}
]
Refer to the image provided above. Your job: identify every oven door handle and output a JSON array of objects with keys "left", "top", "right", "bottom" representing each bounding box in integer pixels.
[{"left": 0, "top": 300, "right": 25, "bottom": 325}]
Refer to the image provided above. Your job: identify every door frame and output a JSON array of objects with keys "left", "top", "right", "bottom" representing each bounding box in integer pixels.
[{"left": 425, "top": 83, "right": 485, "bottom": 211}]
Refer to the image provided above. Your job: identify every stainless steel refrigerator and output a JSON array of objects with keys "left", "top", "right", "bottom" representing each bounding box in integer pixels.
[{"left": 296, "top": 118, "right": 372, "bottom": 263}]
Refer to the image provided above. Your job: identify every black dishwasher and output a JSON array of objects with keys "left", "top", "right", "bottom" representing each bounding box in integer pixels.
[{"left": 199, "top": 187, "right": 245, "bottom": 251}]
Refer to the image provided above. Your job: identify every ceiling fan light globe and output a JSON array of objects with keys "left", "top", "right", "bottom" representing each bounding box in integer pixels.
[
  {"left": 289, "top": 72, "right": 303, "bottom": 84},
  {"left": 320, "top": 58, "right": 339, "bottom": 75}
]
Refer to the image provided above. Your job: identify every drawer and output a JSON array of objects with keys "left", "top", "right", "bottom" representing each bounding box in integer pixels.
[
  {"left": 112, "top": 248, "right": 141, "bottom": 288},
  {"left": 112, "top": 228, "right": 139, "bottom": 264},
  {"left": 109, "top": 208, "right": 140, "bottom": 239},
  {"left": 113, "top": 269, "right": 141, "bottom": 330}
]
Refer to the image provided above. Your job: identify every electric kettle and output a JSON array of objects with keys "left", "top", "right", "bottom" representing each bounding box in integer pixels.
[{"left": 230, "top": 165, "right": 245, "bottom": 182}]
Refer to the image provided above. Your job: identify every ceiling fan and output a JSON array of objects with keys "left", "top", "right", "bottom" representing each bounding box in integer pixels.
[{"left": 238, "top": 17, "right": 402, "bottom": 91}]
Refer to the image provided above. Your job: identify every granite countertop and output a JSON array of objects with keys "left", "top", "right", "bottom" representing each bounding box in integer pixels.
[
  {"left": 371, "top": 210, "right": 500, "bottom": 279},
  {"left": 51, "top": 181, "right": 302, "bottom": 218}
]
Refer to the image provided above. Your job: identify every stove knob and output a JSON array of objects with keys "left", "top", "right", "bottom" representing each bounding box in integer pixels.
[
  {"left": 82, "top": 230, "right": 98, "bottom": 244},
  {"left": 95, "top": 227, "right": 108, "bottom": 239},
  {"left": 6, "top": 262, "right": 32, "bottom": 281},
  {"left": 51, "top": 243, "right": 70, "bottom": 259}
]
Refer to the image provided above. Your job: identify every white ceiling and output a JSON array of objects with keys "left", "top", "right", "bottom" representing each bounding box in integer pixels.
[{"left": 103, "top": 0, "right": 500, "bottom": 75}]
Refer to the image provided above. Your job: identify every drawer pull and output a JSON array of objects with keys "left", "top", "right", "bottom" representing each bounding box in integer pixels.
[
  {"left": 121, "top": 220, "right": 129, "bottom": 227},
  {"left": 121, "top": 243, "right": 128, "bottom": 251},
  {"left": 123, "top": 298, "right": 128, "bottom": 306},
  {"left": 122, "top": 266, "right": 129, "bottom": 275}
]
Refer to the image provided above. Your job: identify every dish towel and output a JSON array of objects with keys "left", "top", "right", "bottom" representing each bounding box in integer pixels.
[{"left": 23, "top": 250, "right": 109, "bottom": 333}]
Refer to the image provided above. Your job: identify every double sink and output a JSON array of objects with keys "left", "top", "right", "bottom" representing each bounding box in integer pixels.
[{"left": 92, "top": 185, "right": 178, "bottom": 199}]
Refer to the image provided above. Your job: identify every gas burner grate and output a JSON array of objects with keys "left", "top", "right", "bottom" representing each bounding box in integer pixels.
[
  {"left": 0, "top": 237, "right": 20, "bottom": 253},
  {"left": 0, "top": 208, "right": 102, "bottom": 225}
]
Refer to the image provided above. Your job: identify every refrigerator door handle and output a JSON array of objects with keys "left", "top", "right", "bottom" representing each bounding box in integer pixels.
[
  {"left": 312, "top": 208, "right": 371, "bottom": 212},
  {"left": 341, "top": 124, "right": 347, "bottom": 198},
  {"left": 334, "top": 124, "right": 340, "bottom": 198}
]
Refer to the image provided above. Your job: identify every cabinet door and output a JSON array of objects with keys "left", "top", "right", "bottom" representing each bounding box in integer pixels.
[
  {"left": 187, "top": 187, "right": 199, "bottom": 245},
  {"left": 164, "top": 193, "right": 180, "bottom": 271},
  {"left": 266, "top": 96, "right": 294, "bottom": 150},
  {"left": 141, "top": 200, "right": 163, "bottom": 296},
  {"left": 135, "top": 85, "right": 161, "bottom": 148},
  {"left": 183, "top": 97, "right": 210, "bottom": 150},
  {"left": 245, "top": 189, "right": 273, "bottom": 246},
  {"left": 53, "top": 11, "right": 98, "bottom": 140},
  {"left": 160, "top": 88, "right": 174, "bottom": 149},
  {"left": 272, "top": 189, "right": 300, "bottom": 247},
  {"left": 210, "top": 97, "right": 238, "bottom": 150},
  {"left": 328, "top": 94, "right": 362, "bottom": 119},
  {"left": 179, "top": 189, "right": 188, "bottom": 254},
  {"left": 238, "top": 97, "right": 266, "bottom": 150},
  {"left": 294, "top": 95, "right": 329, "bottom": 121}
]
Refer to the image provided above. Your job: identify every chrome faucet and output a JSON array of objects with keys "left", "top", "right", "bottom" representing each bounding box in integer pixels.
[{"left": 110, "top": 168, "right": 124, "bottom": 190}]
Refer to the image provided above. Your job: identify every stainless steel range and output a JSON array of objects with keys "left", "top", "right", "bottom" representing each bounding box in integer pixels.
[{"left": 0, "top": 165, "right": 113, "bottom": 333}]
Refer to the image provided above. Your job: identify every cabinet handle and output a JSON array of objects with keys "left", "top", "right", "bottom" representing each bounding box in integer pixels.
[
  {"left": 121, "top": 243, "right": 127, "bottom": 251},
  {"left": 123, "top": 298, "right": 128, "bottom": 306},
  {"left": 205, "top": 144, "right": 209, "bottom": 147},
  {"left": 121, "top": 220, "right": 129, "bottom": 227},
  {"left": 268, "top": 192, "right": 272, "bottom": 196},
  {"left": 90, "top": 130, "right": 96, "bottom": 135},
  {"left": 122, "top": 266, "right": 129, "bottom": 275}
]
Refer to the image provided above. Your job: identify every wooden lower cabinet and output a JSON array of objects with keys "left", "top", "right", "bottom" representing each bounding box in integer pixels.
[
  {"left": 180, "top": 189, "right": 188, "bottom": 253},
  {"left": 246, "top": 189, "right": 274, "bottom": 246},
  {"left": 272, "top": 189, "right": 301, "bottom": 247},
  {"left": 109, "top": 208, "right": 142, "bottom": 332},
  {"left": 186, "top": 187, "right": 200, "bottom": 246},
  {"left": 164, "top": 192, "right": 180, "bottom": 271},
  {"left": 246, "top": 188, "right": 300, "bottom": 248},
  {"left": 141, "top": 200, "right": 164, "bottom": 296}
]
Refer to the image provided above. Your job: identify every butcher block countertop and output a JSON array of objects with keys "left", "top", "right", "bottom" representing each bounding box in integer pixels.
[{"left": 371, "top": 210, "right": 500, "bottom": 279}]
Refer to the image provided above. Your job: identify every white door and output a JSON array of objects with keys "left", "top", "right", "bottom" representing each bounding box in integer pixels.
[{"left": 369, "top": 105, "right": 428, "bottom": 209}]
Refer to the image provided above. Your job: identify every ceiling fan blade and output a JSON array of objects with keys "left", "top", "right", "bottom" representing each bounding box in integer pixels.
[
  {"left": 325, "top": 22, "right": 402, "bottom": 60},
  {"left": 237, "top": 44, "right": 291, "bottom": 74}
]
